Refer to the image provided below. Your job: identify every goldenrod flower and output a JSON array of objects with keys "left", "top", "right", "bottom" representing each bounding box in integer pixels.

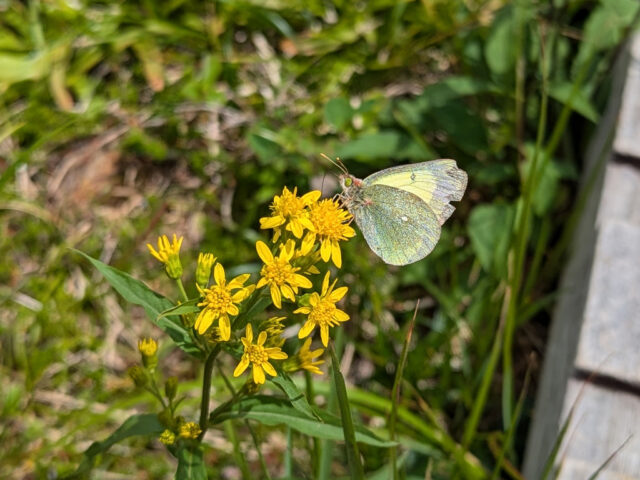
[
  {"left": 159, "top": 429, "right": 176, "bottom": 445},
  {"left": 256, "top": 240, "right": 312, "bottom": 308},
  {"left": 196, "top": 252, "right": 216, "bottom": 287},
  {"left": 233, "top": 324, "right": 288, "bottom": 384},
  {"left": 296, "top": 271, "right": 349, "bottom": 347},
  {"left": 179, "top": 422, "right": 202, "bottom": 439},
  {"left": 147, "top": 234, "right": 184, "bottom": 279},
  {"left": 138, "top": 338, "right": 158, "bottom": 369},
  {"left": 195, "top": 263, "right": 253, "bottom": 340},
  {"left": 285, "top": 337, "right": 324, "bottom": 375},
  {"left": 260, "top": 187, "right": 321, "bottom": 241},
  {"left": 305, "top": 199, "right": 355, "bottom": 268}
]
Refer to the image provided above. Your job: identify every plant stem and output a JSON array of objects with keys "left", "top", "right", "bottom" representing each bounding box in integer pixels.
[
  {"left": 198, "top": 345, "right": 220, "bottom": 441},
  {"left": 176, "top": 278, "right": 189, "bottom": 303}
]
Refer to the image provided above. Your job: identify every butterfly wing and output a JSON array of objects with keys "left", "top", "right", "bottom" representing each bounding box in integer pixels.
[
  {"left": 351, "top": 184, "right": 441, "bottom": 266},
  {"left": 363, "top": 159, "right": 467, "bottom": 225}
]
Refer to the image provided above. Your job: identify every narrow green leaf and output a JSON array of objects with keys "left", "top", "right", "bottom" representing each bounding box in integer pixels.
[
  {"left": 329, "top": 345, "right": 365, "bottom": 480},
  {"left": 211, "top": 396, "right": 395, "bottom": 448},
  {"left": 158, "top": 298, "right": 201, "bottom": 318},
  {"left": 71, "top": 414, "right": 164, "bottom": 477},
  {"left": 176, "top": 445, "right": 208, "bottom": 480},
  {"left": 270, "top": 371, "right": 320, "bottom": 420},
  {"left": 73, "top": 249, "right": 201, "bottom": 358}
]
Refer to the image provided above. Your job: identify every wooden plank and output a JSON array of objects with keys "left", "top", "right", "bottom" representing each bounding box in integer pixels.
[{"left": 523, "top": 34, "right": 640, "bottom": 480}]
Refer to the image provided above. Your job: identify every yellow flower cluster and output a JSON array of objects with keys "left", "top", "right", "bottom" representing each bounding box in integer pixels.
[{"left": 145, "top": 186, "right": 353, "bottom": 385}]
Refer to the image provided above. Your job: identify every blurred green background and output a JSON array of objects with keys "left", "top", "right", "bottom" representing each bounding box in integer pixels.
[{"left": 1, "top": 0, "right": 638, "bottom": 478}]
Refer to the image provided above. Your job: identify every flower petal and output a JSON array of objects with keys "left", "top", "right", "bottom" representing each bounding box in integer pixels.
[
  {"left": 246, "top": 323, "right": 253, "bottom": 343},
  {"left": 262, "top": 361, "right": 277, "bottom": 377},
  {"left": 253, "top": 364, "right": 266, "bottom": 384},
  {"left": 280, "top": 284, "right": 295, "bottom": 302},
  {"left": 329, "top": 286, "right": 348, "bottom": 303},
  {"left": 321, "top": 271, "right": 330, "bottom": 296},
  {"left": 213, "top": 263, "right": 225, "bottom": 286},
  {"left": 320, "top": 238, "right": 331, "bottom": 262},
  {"left": 333, "top": 309, "right": 350, "bottom": 322},
  {"left": 260, "top": 216, "right": 285, "bottom": 229},
  {"left": 266, "top": 349, "right": 288, "bottom": 360},
  {"left": 298, "top": 320, "right": 316, "bottom": 339},
  {"left": 195, "top": 309, "right": 213, "bottom": 334},
  {"left": 292, "top": 274, "right": 312, "bottom": 289},
  {"left": 257, "top": 331, "right": 267, "bottom": 346},
  {"left": 256, "top": 241, "right": 274, "bottom": 264},
  {"left": 293, "top": 307, "right": 310, "bottom": 314},
  {"left": 320, "top": 325, "right": 330, "bottom": 347},
  {"left": 331, "top": 240, "right": 342, "bottom": 268},
  {"left": 289, "top": 219, "right": 304, "bottom": 238},
  {"left": 233, "top": 356, "right": 250, "bottom": 377},
  {"left": 218, "top": 316, "right": 231, "bottom": 341},
  {"left": 257, "top": 277, "right": 268, "bottom": 289},
  {"left": 270, "top": 284, "right": 282, "bottom": 308},
  {"left": 228, "top": 273, "right": 251, "bottom": 289}
]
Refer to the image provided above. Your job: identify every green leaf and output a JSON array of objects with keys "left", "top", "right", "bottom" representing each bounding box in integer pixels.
[
  {"left": 158, "top": 298, "right": 201, "bottom": 318},
  {"left": 211, "top": 396, "right": 395, "bottom": 448},
  {"left": 325, "top": 97, "right": 353, "bottom": 130},
  {"left": 467, "top": 203, "right": 515, "bottom": 278},
  {"left": 71, "top": 414, "right": 164, "bottom": 477},
  {"left": 270, "top": 371, "right": 321, "bottom": 420},
  {"left": 73, "top": 249, "right": 201, "bottom": 358},
  {"left": 336, "top": 130, "right": 430, "bottom": 162},
  {"left": 176, "top": 445, "right": 208, "bottom": 480},
  {"left": 549, "top": 82, "right": 599, "bottom": 123},
  {"left": 484, "top": 10, "right": 516, "bottom": 77},
  {"left": 329, "top": 346, "right": 365, "bottom": 479}
]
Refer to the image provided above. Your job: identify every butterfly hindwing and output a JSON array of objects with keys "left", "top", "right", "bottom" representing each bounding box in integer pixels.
[
  {"left": 363, "top": 159, "right": 467, "bottom": 225},
  {"left": 351, "top": 184, "right": 441, "bottom": 266}
]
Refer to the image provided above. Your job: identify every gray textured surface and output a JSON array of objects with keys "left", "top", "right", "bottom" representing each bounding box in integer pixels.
[
  {"left": 575, "top": 219, "right": 640, "bottom": 382},
  {"left": 615, "top": 35, "right": 640, "bottom": 157},
  {"left": 559, "top": 380, "right": 640, "bottom": 479}
]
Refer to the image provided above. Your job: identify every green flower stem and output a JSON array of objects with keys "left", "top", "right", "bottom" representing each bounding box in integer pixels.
[
  {"left": 176, "top": 278, "right": 189, "bottom": 303},
  {"left": 147, "top": 372, "right": 168, "bottom": 409},
  {"left": 197, "top": 345, "right": 220, "bottom": 441}
]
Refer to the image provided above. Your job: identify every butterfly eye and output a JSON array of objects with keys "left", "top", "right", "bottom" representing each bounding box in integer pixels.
[{"left": 344, "top": 177, "right": 352, "bottom": 187}]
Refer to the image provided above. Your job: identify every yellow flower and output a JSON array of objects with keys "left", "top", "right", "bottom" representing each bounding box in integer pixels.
[
  {"left": 233, "top": 324, "right": 288, "bottom": 384},
  {"left": 289, "top": 337, "right": 324, "bottom": 375},
  {"left": 195, "top": 263, "right": 254, "bottom": 340},
  {"left": 305, "top": 199, "right": 355, "bottom": 268},
  {"left": 179, "top": 422, "right": 202, "bottom": 439},
  {"left": 260, "top": 187, "right": 321, "bottom": 241},
  {"left": 256, "top": 240, "right": 312, "bottom": 308},
  {"left": 295, "top": 271, "right": 349, "bottom": 347},
  {"left": 159, "top": 429, "right": 176, "bottom": 445},
  {"left": 147, "top": 234, "right": 184, "bottom": 279},
  {"left": 196, "top": 252, "right": 216, "bottom": 287},
  {"left": 138, "top": 337, "right": 158, "bottom": 369}
]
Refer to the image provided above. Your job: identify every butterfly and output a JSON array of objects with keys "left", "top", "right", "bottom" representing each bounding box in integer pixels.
[{"left": 335, "top": 159, "right": 468, "bottom": 266}]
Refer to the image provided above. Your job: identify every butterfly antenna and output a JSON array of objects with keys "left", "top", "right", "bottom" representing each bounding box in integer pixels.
[{"left": 320, "top": 153, "right": 348, "bottom": 175}]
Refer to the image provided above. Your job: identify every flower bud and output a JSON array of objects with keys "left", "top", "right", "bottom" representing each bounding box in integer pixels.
[
  {"left": 128, "top": 365, "right": 148, "bottom": 387},
  {"left": 159, "top": 429, "right": 176, "bottom": 445},
  {"left": 178, "top": 422, "right": 202, "bottom": 439},
  {"left": 165, "top": 376, "right": 178, "bottom": 401},
  {"left": 195, "top": 253, "right": 216, "bottom": 288},
  {"left": 138, "top": 337, "right": 158, "bottom": 370}
]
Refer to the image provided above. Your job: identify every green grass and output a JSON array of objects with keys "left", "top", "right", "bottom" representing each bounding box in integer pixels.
[{"left": 1, "top": 0, "right": 638, "bottom": 478}]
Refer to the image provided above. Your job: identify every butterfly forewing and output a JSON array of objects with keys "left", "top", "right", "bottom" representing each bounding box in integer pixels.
[
  {"left": 352, "top": 184, "right": 441, "bottom": 266},
  {"left": 363, "top": 159, "right": 467, "bottom": 225}
]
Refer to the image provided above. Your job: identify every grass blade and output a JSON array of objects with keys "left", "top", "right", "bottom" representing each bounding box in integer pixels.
[
  {"left": 389, "top": 301, "right": 419, "bottom": 479},
  {"left": 329, "top": 344, "right": 365, "bottom": 480}
]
